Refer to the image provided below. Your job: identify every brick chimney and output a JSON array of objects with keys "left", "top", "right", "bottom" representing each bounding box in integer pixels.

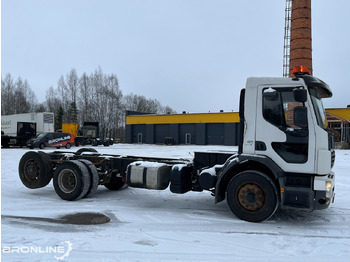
[{"left": 289, "top": 0, "right": 312, "bottom": 77}]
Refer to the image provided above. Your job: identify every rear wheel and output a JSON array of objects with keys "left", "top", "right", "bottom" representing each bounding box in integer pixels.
[
  {"left": 53, "top": 160, "right": 91, "bottom": 201},
  {"left": 18, "top": 151, "right": 53, "bottom": 189},
  {"left": 77, "top": 159, "right": 99, "bottom": 198},
  {"left": 65, "top": 143, "right": 71, "bottom": 149},
  {"left": 226, "top": 170, "right": 278, "bottom": 222}
]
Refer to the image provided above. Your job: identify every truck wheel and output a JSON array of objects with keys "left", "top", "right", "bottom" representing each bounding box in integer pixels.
[
  {"left": 226, "top": 170, "right": 278, "bottom": 222},
  {"left": 75, "top": 140, "right": 81, "bottom": 147},
  {"left": 65, "top": 143, "right": 71, "bottom": 149},
  {"left": 18, "top": 151, "right": 53, "bottom": 189},
  {"left": 104, "top": 176, "right": 125, "bottom": 191},
  {"left": 53, "top": 160, "right": 91, "bottom": 201},
  {"left": 77, "top": 159, "right": 99, "bottom": 198},
  {"left": 75, "top": 148, "right": 98, "bottom": 155}
]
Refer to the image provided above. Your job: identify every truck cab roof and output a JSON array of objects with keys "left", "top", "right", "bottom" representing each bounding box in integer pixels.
[{"left": 245, "top": 75, "right": 332, "bottom": 98}]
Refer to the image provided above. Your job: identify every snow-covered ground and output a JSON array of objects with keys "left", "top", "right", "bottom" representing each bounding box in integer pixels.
[{"left": 1, "top": 144, "right": 350, "bottom": 261}]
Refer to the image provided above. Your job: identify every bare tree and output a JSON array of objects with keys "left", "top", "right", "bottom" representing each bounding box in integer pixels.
[
  {"left": 66, "top": 68, "right": 79, "bottom": 104},
  {"left": 57, "top": 75, "right": 69, "bottom": 122},
  {"left": 1, "top": 74, "right": 37, "bottom": 115},
  {"left": 78, "top": 72, "right": 93, "bottom": 123},
  {"left": 123, "top": 93, "right": 174, "bottom": 114},
  {"left": 104, "top": 73, "right": 123, "bottom": 139},
  {"left": 1, "top": 74, "right": 15, "bottom": 115},
  {"left": 14, "top": 77, "right": 37, "bottom": 113}
]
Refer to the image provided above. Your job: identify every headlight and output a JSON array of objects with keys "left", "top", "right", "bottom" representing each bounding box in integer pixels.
[{"left": 326, "top": 181, "right": 332, "bottom": 198}]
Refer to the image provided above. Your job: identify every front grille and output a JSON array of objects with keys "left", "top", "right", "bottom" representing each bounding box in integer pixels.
[
  {"left": 328, "top": 129, "right": 335, "bottom": 150},
  {"left": 331, "top": 149, "right": 335, "bottom": 168}
]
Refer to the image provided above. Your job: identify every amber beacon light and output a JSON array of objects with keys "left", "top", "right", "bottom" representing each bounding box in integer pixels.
[{"left": 293, "top": 65, "right": 311, "bottom": 76}]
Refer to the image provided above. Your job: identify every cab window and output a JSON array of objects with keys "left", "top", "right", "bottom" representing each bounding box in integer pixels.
[{"left": 263, "top": 88, "right": 304, "bottom": 129}]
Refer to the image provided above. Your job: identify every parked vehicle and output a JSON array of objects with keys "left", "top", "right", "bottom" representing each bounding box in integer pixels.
[
  {"left": 18, "top": 66, "right": 335, "bottom": 222},
  {"left": 26, "top": 132, "right": 75, "bottom": 149},
  {"left": 1, "top": 112, "right": 54, "bottom": 147},
  {"left": 73, "top": 121, "right": 113, "bottom": 146}
]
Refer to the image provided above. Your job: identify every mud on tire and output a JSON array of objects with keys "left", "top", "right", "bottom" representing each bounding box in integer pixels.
[{"left": 18, "top": 151, "right": 53, "bottom": 189}]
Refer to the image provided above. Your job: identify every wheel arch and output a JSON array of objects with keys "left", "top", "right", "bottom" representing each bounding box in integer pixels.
[{"left": 215, "top": 155, "right": 284, "bottom": 203}]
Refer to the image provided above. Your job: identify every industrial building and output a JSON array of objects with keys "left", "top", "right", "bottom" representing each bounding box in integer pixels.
[{"left": 125, "top": 111, "right": 240, "bottom": 146}]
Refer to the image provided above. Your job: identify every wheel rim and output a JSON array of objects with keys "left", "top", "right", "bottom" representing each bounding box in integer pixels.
[
  {"left": 237, "top": 183, "right": 265, "bottom": 212},
  {"left": 24, "top": 159, "right": 40, "bottom": 181},
  {"left": 58, "top": 169, "right": 77, "bottom": 193}
]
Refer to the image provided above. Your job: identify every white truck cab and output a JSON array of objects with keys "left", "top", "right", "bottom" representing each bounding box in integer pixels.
[{"left": 214, "top": 66, "right": 335, "bottom": 221}]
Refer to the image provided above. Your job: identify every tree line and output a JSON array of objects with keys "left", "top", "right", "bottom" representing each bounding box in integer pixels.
[{"left": 1, "top": 67, "right": 175, "bottom": 141}]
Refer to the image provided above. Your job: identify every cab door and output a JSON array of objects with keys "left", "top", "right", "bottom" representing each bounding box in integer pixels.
[{"left": 254, "top": 85, "right": 315, "bottom": 173}]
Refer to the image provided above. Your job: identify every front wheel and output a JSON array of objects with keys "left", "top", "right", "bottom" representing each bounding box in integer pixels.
[{"left": 226, "top": 170, "right": 278, "bottom": 222}]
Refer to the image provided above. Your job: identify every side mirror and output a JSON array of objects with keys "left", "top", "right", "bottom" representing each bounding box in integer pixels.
[
  {"left": 294, "top": 106, "right": 308, "bottom": 128},
  {"left": 293, "top": 88, "right": 307, "bottom": 103}
]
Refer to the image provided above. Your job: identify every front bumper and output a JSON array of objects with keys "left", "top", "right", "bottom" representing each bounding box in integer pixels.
[
  {"left": 280, "top": 172, "right": 335, "bottom": 210},
  {"left": 313, "top": 172, "right": 335, "bottom": 210},
  {"left": 26, "top": 140, "right": 39, "bottom": 148}
]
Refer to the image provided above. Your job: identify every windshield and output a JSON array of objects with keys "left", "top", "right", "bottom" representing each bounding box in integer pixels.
[
  {"left": 309, "top": 87, "right": 327, "bottom": 129},
  {"left": 37, "top": 133, "right": 45, "bottom": 139}
]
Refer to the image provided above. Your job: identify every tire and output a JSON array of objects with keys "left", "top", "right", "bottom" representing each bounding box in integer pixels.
[
  {"left": 65, "top": 143, "right": 71, "bottom": 149},
  {"left": 53, "top": 160, "right": 91, "bottom": 201},
  {"left": 75, "top": 139, "right": 81, "bottom": 147},
  {"left": 104, "top": 176, "right": 125, "bottom": 191},
  {"left": 18, "top": 151, "right": 53, "bottom": 189},
  {"left": 226, "top": 170, "right": 278, "bottom": 222},
  {"left": 77, "top": 159, "right": 99, "bottom": 198},
  {"left": 75, "top": 148, "right": 98, "bottom": 155},
  {"left": 39, "top": 143, "right": 45, "bottom": 149}
]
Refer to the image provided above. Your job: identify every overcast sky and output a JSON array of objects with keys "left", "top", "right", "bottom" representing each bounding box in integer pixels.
[{"left": 2, "top": 0, "right": 350, "bottom": 113}]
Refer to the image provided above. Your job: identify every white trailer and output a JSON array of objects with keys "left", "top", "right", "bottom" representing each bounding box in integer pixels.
[{"left": 1, "top": 112, "right": 54, "bottom": 147}]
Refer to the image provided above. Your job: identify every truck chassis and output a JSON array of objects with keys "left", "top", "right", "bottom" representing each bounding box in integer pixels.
[{"left": 18, "top": 147, "right": 334, "bottom": 223}]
